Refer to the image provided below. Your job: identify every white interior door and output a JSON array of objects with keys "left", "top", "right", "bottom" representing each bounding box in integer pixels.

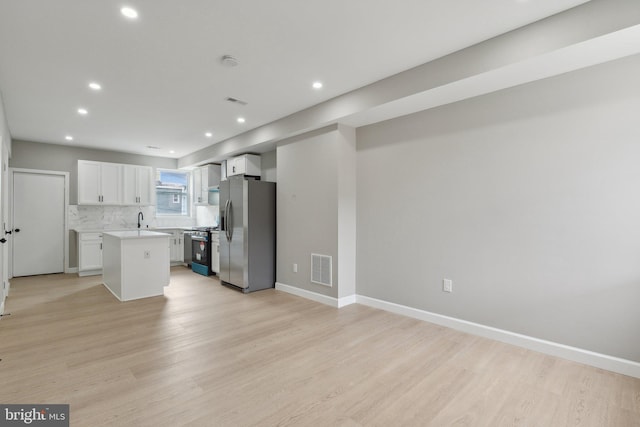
[
  {"left": 12, "top": 171, "right": 65, "bottom": 276},
  {"left": 0, "top": 144, "right": 8, "bottom": 310}
]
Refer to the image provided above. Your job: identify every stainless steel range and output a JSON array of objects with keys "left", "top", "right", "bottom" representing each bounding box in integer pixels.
[{"left": 190, "top": 226, "right": 218, "bottom": 276}]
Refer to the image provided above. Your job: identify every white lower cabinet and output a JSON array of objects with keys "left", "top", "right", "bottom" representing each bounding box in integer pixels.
[
  {"left": 78, "top": 232, "right": 103, "bottom": 276},
  {"left": 78, "top": 229, "right": 184, "bottom": 274},
  {"left": 169, "top": 230, "right": 184, "bottom": 263},
  {"left": 211, "top": 231, "right": 219, "bottom": 274}
]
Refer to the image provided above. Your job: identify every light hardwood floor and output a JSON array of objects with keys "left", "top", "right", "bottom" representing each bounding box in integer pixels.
[{"left": 1, "top": 267, "right": 638, "bottom": 426}]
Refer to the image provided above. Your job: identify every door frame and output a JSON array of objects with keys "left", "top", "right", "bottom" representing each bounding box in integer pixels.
[
  {"left": 0, "top": 138, "right": 8, "bottom": 314},
  {"left": 9, "top": 168, "right": 70, "bottom": 277}
]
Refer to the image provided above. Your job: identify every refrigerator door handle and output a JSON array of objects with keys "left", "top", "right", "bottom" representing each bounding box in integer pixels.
[
  {"left": 222, "top": 199, "right": 229, "bottom": 233},
  {"left": 224, "top": 199, "right": 231, "bottom": 241},
  {"left": 227, "top": 200, "right": 233, "bottom": 242}
]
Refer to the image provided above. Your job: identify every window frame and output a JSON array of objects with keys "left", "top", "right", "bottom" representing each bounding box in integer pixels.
[{"left": 155, "top": 168, "right": 192, "bottom": 217}]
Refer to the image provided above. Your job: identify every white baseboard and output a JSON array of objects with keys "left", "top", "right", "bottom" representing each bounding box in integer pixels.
[
  {"left": 273, "top": 283, "right": 640, "bottom": 378},
  {"left": 275, "top": 282, "right": 356, "bottom": 308},
  {"left": 0, "top": 299, "right": 4, "bottom": 316},
  {"left": 356, "top": 295, "right": 640, "bottom": 379},
  {"left": 78, "top": 269, "right": 101, "bottom": 277},
  {"left": 66, "top": 267, "right": 78, "bottom": 274},
  {"left": 102, "top": 283, "right": 123, "bottom": 302}
]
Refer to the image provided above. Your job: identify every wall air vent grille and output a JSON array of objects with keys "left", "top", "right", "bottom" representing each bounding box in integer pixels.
[{"left": 311, "top": 253, "right": 332, "bottom": 287}]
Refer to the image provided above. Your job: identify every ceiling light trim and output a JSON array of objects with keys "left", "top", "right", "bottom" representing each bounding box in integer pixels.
[{"left": 121, "top": 6, "right": 139, "bottom": 19}]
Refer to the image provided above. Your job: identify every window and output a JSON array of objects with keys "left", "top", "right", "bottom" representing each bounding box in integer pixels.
[{"left": 156, "top": 169, "right": 190, "bottom": 216}]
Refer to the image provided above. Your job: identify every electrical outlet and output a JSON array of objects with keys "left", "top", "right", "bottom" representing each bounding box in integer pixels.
[
  {"left": 144, "top": 250, "right": 151, "bottom": 259},
  {"left": 293, "top": 263, "right": 298, "bottom": 273},
  {"left": 443, "top": 279, "right": 453, "bottom": 293}
]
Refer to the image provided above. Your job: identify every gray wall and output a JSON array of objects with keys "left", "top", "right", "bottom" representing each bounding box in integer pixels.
[
  {"left": 260, "top": 150, "right": 277, "bottom": 182},
  {"left": 9, "top": 140, "right": 177, "bottom": 204},
  {"left": 276, "top": 125, "right": 356, "bottom": 299},
  {"left": 356, "top": 54, "right": 640, "bottom": 362},
  {"left": 9, "top": 140, "right": 178, "bottom": 270}
]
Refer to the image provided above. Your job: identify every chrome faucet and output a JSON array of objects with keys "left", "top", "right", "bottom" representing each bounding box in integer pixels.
[{"left": 137, "top": 211, "right": 144, "bottom": 228}]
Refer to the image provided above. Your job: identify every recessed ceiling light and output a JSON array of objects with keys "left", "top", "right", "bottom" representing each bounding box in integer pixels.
[
  {"left": 312, "top": 81, "right": 323, "bottom": 89},
  {"left": 205, "top": 132, "right": 213, "bottom": 138},
  {"left": 237, "top": 117, "right": 246, "bottom": 124},
  {"left": 169, "top": 150, "right": 175, "bottom": 154},
  {"left": 121, "top": 6, "right": 138, "bottom": 19},
  {"left": 88, "top": 82, "right": 102, "bottom": 91},
  {"left": 65, "top": 135, "right": 73, "bottom": 141},
  {"left": 77, "top": 108, "right": 88, "bottom": 115}
]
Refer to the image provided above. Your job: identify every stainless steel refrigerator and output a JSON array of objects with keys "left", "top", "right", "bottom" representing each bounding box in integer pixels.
[{"left": 219, "top": 176, "right": 276, "bottom": 292}]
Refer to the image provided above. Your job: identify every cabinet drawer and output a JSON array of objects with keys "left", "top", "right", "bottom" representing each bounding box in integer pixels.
[{"left": 79, "top": 232, "right": 103, "bottom": 241}]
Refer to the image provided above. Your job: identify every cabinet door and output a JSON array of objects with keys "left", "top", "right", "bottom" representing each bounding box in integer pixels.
[
  {"left": 227, "top": 155, "right": 259, "bottom": 177},
  {"left": 211, "top": 240, "right": 219, "bottom": 273},
  {"left": 137, "top": 167, "right": 153, "bottom": 205},
  {"left": 175, "top": 231, "right": 184, "bottom": 262},
  {"left": 169, "top": 235, "right": 177, "bottom": 261},
  {"left": 221, "top": 160, "right": 227, "bottom": 181},
  {"left": 200, "top": 167, "right": 209, "bottom": 195},
  {"left": 79, "top": 239, "right": 102, "bottom": 270},
  {"left": 168, "top": 231, "right": 182, "bottom": 262},
  {"left": 122, "top": 166, "right": 153, "bottom": 205},
  {"left": 78, "top": 161, "right": 101, "bottom": 204},
  {"left": 122, "top": 165, "right": 138, "bottom": 205},
  {"left": 101, "top": 163, "right": 122, "bottom": 204},
  {"left": 228, "top": 157, "right": 244, "bottom": 176},
  {"left": 193, "top": 168, "right": 204, "bottom": 204}
]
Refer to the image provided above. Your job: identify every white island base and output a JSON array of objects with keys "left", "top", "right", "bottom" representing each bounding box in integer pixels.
[{"left": 102, "top": 230, "right": 171, "bottom": 301}]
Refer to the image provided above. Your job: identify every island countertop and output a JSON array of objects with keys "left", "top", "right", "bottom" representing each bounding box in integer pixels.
[{"left": 103, "top": 230, "right": 171, "bottom": 239}]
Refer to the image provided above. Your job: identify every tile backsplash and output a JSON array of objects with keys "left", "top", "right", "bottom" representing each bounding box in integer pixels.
[
  {"left": 69, "top": 205, "right": 196, "bottom": 230},
  {"left": 195, "top": 205, "right": 219, "bottom": 227}
]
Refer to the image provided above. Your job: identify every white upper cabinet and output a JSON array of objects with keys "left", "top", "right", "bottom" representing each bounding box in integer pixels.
[
  {"left": 123, "top": 165, "right": 153, "bottom": 205},
  {"left": 193, "top": 164, "right": 221, "bottom": 205},
  {"left": 227, "top": 154, "right": 261, "bottom": 177},
  {"left": 78, "top": 160, "right": 122, "bottom": 205},
  {"left": 193, "top": 167, "right": 203, "bottom": 204}
]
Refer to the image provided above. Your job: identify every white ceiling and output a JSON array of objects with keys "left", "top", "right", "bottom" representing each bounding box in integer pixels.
[{"left": 0, "top": 0, "right": 592, "bottom": 159}]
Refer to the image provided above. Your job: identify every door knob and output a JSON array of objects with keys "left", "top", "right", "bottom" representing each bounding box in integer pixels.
[
  {"left": 4, "top": 230, "right": 11, "bottom": 235},
  {"left": 0, "top": 238, "right": 6, "bottom": 244},
  {"left": 14, "top": 228, "right": 20, "bottom": 233}
]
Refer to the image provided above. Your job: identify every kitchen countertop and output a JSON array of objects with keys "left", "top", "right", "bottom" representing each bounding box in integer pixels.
[
  {"left": 74, "top": 227, "right": 194, "bottom": 233},
  {"left": 150, "top": 226, "right": 195, "bottom": 231},
  {"left": 103, "top": 230, "right": 171, "bottom": 240}
]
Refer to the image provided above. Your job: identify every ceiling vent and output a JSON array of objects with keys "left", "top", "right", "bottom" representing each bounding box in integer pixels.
[
  {"left": 311, "top": 253, "right": 332, "bottom": 287},
  {"left": 221, "top": 55, "right": 239, "bottom": 67},
  {"left": 225, "top": 97, "right": 248, "bottom": 106}
]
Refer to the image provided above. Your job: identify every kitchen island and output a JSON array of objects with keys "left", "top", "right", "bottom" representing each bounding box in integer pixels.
[{"left": 102, "top": 230, "right": 171, "bottom": 301}]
